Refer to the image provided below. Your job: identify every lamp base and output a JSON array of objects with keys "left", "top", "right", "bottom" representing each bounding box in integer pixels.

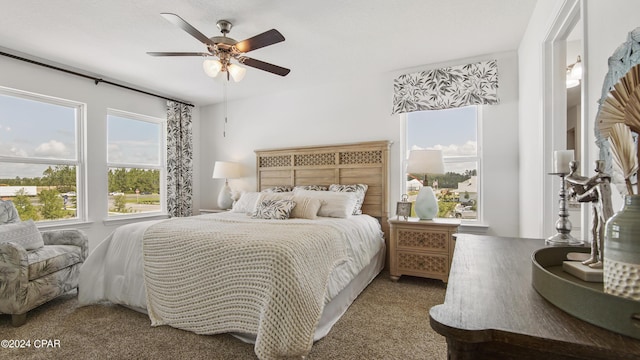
[
  {"left": 217, "top": 182, "right": 233, "bottom": 209},
  {"left": 414, "top": 186, "right": 438, "bottom": 220}
]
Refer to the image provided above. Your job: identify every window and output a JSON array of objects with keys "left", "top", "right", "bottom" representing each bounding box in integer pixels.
[
  {"left": 107, "top": 109, "right": 166, "bottom": 216},
  {"left": 0, "top": 87, "right": 84, "bottom": 223},
  {"left": 404, "top": 106, "right": 481, "bottom": 220}
]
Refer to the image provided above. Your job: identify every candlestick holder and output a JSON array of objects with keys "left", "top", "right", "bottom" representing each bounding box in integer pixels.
[{"left": 546, "top": 172, "right": 583, "bottom": 246}]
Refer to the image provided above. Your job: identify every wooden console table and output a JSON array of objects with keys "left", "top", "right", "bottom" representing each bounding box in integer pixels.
[{"left": 429, "top": 234, "right": 640, "bottom": 360}]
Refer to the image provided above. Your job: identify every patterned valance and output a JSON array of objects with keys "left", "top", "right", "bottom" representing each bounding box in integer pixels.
[{"left": 392, "top": 59, "right": 499, "bottom": 114}]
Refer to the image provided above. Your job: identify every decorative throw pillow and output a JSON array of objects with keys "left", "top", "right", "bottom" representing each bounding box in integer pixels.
[
  {"left": 289, "top": 196, "right": 323, "bottom": 220},
  {"left": 292, "top": 189, "right": 357, "bottom": 218},
  {"left": 231, "top": 192, "right": 261, "bottom": 214},
  {"left": 0, "top": 200, "right": 20, "bottom": 224},
  {"left": 251, "top": 199, "right": 296, "bottom": 220},
  {"left": 0, "top": 220, "right": 44, "bottom": 250},
  {"left": 262, "top": 185, "right": 293, "bottom": 193},
  {"left": 293, "top": 185, "right": 328, "bottom": 191},
  {"left": 329, "top": 184, "right": 369, "bottom": 215}
]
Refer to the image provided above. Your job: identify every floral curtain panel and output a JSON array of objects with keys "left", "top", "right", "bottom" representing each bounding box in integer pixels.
[
  {"left": 166, "top": 101, "right": 193, "bottom": 217},
  {"left": 392, "top": 59, "right": 499, "bottom": 114}
]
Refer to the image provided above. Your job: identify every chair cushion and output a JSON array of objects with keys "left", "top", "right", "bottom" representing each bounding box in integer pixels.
[
  {"left": 0, "top": 200, "right": 20, "bottom": 224},
  {"left": 0, "top": 220, "right": 44, "bottom": 250},
  {"left": 27, "top": 245, "right": 83, "bottom": 281}
]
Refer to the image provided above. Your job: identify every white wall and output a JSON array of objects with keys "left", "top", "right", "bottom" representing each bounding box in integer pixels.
[
  {"left": 199, "top": 51, "right": 521, "bottom": 237},
  {"left": 0, "top": 54, "right": 201, "bottom": 251},
  {"left": 518, "top": 0, "right": 640, "bottom": 238}
]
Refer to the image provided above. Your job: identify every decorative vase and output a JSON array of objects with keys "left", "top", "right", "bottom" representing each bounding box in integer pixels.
[
  {"left": 414, "top": 186, "right": 438, "bottom": 220},
  {"left": 603, "top": 194, "right": 640, "bottom": 300}
]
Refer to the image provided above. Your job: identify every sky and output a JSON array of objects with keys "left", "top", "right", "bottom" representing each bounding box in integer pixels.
[{"left": 0, "top": 92, "right": 161, "bottom": 178}]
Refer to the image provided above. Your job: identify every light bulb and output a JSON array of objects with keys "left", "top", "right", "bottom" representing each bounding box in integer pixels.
[
  {"left": 203, "top": 59, "right": 222, "bottom": 77},
  {"left": 228, "top": 63, "right": 246, "bottom": 82},
  {"left": 570, "top": 56, "right": 583, "bottom": 80}
]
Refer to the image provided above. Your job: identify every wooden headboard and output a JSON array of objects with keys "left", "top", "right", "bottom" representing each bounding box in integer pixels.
[{"left": 255, "top": 140, "right": 392, "bottom": 237}]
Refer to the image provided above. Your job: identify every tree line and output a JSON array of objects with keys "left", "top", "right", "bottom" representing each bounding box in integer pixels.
[
  {"left": 1, "top": 165, "right": 161, "bottom": 221},
  {"left": 1, "top": 165, "right": 161, "bottom": 194},
  {"left": 407, "top": 169, "right": 476, "bottom": 189}
]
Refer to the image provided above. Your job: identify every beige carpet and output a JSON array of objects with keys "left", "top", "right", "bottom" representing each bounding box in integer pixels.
[{"left": 0, "top": 272, "right": 447, "bottom": 359}]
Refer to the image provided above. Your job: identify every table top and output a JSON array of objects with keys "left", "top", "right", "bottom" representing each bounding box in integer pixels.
[{"left": 429, "top": 234, "right": 640, "bottom": 359}]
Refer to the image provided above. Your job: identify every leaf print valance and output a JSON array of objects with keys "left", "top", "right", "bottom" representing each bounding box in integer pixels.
[{"left": 392, "top": 59, "right": 499, "bottom": 114}]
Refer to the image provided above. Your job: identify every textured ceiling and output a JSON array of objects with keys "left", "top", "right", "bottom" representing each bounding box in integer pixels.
[{"left": 0, "top": 0, "right": 537, "bottom": 106}]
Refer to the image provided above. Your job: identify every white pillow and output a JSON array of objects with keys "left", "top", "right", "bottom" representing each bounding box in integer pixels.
[
  {"left": 293, "top": 189, "right": 357, "bottom": 218},
  {"left": 0, "top": 220, "right": 44, "bottom": 250},
  {"left": 329, "top": 184, "right": 368, "bottom": 215},
  {"left": 231, "top": 192, "right": 261, "bottom": 213}
]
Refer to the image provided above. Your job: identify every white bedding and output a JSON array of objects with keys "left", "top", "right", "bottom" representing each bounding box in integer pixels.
[{"left": 78, "top": 212, "right": 384, "bottom": 351}]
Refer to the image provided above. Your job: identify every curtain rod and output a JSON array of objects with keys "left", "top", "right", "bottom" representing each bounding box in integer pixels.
[{"left": 0, "top": 51, "right": 194, "bottom": 108}]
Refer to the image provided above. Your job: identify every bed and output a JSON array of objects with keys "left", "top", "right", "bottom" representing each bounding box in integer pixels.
[{"left": 78, "top": 140, "right": 391, "bottom": 359}]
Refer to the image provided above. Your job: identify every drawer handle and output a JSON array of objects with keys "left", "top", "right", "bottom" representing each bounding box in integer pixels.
[{"left": 633, "top": 313, "right": 640, "bottom": 328}]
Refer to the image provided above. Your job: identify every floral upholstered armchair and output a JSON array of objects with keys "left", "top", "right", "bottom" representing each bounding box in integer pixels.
[{"left": 0, "top": 200, "right": 88, "bottom": 326}]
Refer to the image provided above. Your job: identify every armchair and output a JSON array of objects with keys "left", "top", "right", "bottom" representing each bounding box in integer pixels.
[{"left": 0, "top": 200, "right": 88, "bottom": 326}]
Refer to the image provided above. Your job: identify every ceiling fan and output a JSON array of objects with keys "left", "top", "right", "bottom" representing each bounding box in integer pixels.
[{"left": 147, "top": 13, "right": 290, "bottom": 82}]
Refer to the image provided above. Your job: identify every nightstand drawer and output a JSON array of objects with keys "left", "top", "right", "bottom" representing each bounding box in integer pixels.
[
  {"left": 397, "top": 229, "right": 449, "bottom": 252},
  {"left": 397, "top": 251, "right": 448, "bottom": 275}
]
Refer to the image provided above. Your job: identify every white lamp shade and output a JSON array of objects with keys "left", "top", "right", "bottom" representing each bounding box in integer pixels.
[
  {"left": 212, "top": 161, "right": 242, "bottom": 179},
  {"left": 203, "top": 59, "right": 222, "bottom": 77},
  {"left": 228, "top": 63, "right": 246, "bottom": 82},
  {"left": 407, "top": 149, "right": 445, "bottom": 174}
]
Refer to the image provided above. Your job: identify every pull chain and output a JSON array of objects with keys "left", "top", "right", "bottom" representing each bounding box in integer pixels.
[{"left": 223, "top": 78, "right": 228, "bottom": 137}]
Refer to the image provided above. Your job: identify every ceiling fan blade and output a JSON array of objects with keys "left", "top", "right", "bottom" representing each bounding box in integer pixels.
[
  {"left": 160, "top": 13, "right": 216, "bottom": 47},
  {"left": 235, "top": 29, "right": 285, "bottom": 53},
  {"left": 147, "top": 52, "right": 210, "bottom": 56},
  {"left": 239, "top": 57, "right": 290, "bottom": 76}
]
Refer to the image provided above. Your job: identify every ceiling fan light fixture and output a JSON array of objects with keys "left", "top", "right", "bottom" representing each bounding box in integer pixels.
[
  {"left": 228, "top": 63, "right": 246, "bottom": 82},
  {"left": 203, "top": 59, "right": 223, "bottom": 77}
]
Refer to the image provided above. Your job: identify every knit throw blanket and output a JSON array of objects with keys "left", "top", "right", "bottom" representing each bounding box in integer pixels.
[{"left": 142, "top": 215, "right": 348, "bottom": 360}]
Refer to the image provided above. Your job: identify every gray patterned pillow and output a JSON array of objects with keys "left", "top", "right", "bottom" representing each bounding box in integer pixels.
[
  {"left": 329, "top": 184, "right": 369, "bottom": 215},
  {"left": 0, "top": 220, "right": 44, "bottom": 250},
  {"left": 251, "top": 199, "right": 296, "bottom": 220},
  {"left": 262, "top": 185, "right": 293, "bottom": 193},
  {"left": 293, "top": 185, "right": 328, "bottom": 191}
]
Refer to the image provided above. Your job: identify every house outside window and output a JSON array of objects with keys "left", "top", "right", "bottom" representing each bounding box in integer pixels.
[
  {"left": 0, "top": 87, "right": 84, "bottom": 223},
  {"left": 107, "top": 109, "right": 166, "bottom": 216},
  {"left": 404, "top": 105, "right": 481, "bottom": 221}
]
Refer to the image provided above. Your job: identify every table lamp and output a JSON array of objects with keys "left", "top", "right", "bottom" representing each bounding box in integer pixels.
[
  {"left": 212, "top": 161, "right": 242, "bottom": 209},
  {"left": 407, "top": 149, "right": 445, "bottom": 220}
]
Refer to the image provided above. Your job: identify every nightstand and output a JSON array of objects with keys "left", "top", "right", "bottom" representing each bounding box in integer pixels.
[{"left": 388, "top": 218, "right": 459, "bottom": 282}]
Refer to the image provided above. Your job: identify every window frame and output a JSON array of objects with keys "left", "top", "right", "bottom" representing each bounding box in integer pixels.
[
  {"left": 0, "top": 86, "right": 86, "bottom": 225},
  {"left": 106, "top": 108, "right": 167, "bottom": 218},
  {"left": 401, "top": 105, "right": 483, "bottom": 222}
]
